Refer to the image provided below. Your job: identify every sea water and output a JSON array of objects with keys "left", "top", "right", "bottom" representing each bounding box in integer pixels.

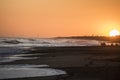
[
  {"left": 0, "top": 38, "right": 99, "bottom": 63},
  {"left": 0, "top": 64, "right": 66, "bottom": 79},
  {"left": 0, "top": 38, "right": 99, "bottom": 79},
  {"left": 0, "top": 37, "right": 99, "bottom": 47},
  {"left": 0, "top": 37, "right": 100, "bottom": 63}
]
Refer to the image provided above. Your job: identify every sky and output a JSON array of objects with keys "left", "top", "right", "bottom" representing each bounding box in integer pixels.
[{"left": 0, "top": 0, "right": 120, "bottom": 38}]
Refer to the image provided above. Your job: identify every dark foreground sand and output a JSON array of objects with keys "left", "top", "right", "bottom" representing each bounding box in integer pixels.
[{"left": 1, "top": 46, "right": 120, "bottom": 80}]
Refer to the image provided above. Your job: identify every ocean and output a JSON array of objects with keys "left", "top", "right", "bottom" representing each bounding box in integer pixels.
[
  {"left": 0, "top": 38, "right": 100, "bottom": 79},
  {"left": 0, "top": 38, "right": 100, "bottom": 63}
]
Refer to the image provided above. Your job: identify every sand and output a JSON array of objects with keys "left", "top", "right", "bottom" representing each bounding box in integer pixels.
[{"left": 0, "top": 46, "right": 120, "bottom": 80}]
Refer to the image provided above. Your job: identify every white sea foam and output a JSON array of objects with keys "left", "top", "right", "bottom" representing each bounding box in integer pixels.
[
  {"left": 0, "top": 56, "right": 37, "bottom": 63},
  {"left": 0, "top": 65, "right": 66, "bottom": 79},
  {"left": 0, "top": 38, "right": 100, "bottom": 47},
  {"left": 0, "top": 64, "right": 49, "bottom": 68}
]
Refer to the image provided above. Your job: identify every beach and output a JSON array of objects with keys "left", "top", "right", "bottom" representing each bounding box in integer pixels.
[
  {"left": 0, "top": 46, "right": 120, "bottom": 80},
  {"left": 1, "top": 0, "right": 120, "bottom": 79}
]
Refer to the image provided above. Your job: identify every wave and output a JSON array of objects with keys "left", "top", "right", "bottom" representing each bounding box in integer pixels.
[
  {"left": 0, "top": 38, "right": 100, "bottom": 47},
  {"left": 0, "top": 64, "right": 66, "bottom": 79},
  {"left": 1, "top": 40, "right": 21, "bottom": 44}
]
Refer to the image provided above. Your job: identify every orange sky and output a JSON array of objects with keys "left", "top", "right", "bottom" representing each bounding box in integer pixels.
[{"left": 0, "top": 0, "right": 120, "bottom": 38}]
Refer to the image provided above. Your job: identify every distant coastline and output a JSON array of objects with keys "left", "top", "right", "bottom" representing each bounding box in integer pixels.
[{"left": 55, "top": 36, "right": 120, "bottom": 43}]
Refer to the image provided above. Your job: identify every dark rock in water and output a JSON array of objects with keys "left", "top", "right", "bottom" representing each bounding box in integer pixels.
[{"left": 2, "top": 40, "right": 21, "bottom": 44}]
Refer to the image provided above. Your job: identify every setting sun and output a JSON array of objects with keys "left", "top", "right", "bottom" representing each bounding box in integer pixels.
[{"left": 109, "top": 29, "right": 120, "bottom": 36}]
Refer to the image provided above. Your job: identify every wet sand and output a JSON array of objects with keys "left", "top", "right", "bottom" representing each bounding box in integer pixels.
[{"left": 1, "top": 46, "right": 120, "bottom": 80}]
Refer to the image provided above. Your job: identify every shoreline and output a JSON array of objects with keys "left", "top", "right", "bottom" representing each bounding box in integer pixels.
[{"left": 0, "top": 46, "right": 120, "bottom": 80}]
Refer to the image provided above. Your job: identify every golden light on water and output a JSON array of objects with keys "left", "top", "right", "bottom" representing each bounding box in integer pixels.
[{"left": 109, "top": 29, "right": 120, "bottom": 36}]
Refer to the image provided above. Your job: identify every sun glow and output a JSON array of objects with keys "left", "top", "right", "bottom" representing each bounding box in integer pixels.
[{"left": 109, "top": 29, "right": 120, "bottom": 36}]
